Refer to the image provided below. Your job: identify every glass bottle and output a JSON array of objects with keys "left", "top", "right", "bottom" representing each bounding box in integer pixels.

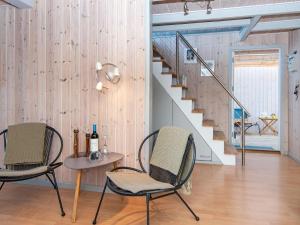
[{"left": 73, "top": 129, "right": 79, "bottom": 158}]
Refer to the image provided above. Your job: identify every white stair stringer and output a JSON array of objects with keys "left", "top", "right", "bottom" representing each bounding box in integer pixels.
[{"left": 153, "top": 61, "right": 236, "bottom": 165}]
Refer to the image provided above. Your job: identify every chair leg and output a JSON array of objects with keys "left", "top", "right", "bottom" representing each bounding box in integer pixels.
[
  {"left": 47, "top": 172, "right": 66, "bottom": 217},
  {"left": 175, "top": 191, "right": 199, "bottom": 221},
  {"left": 0, "top": 182, "right": 4, "bottom": 191},
  {"left": 93, "top": 180, "right": 108, "bottom": 225},
  {"left": 146, "top": 193, "right": 150, "bottom": 225}
]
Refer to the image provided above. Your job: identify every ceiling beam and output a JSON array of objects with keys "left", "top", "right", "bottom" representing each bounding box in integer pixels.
[
  {"left": 153, "top": 19, "right": 300, "bottom": 37},
  {"left": 153, "top": 0, "right": 213, "bottom": 4},
  {"left": 153, "top": 19, "right": 251, "bottom": 32},
  {"left": 252, "top": 19, "right": 300, "bottom": 33},
  {"left": 240, "top": 16, "right": 261, "bottom": 41},
  {"left": 153, "top": 2, "right": 300, "bottom": 25},
  {"left": 3, "top": 0, "right": 33, "bottom": 8},
  {"left": 153, "top": 0, "right": 185, "bottom": 4}
]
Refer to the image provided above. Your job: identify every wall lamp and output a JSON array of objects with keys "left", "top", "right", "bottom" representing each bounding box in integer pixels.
[{"left": 95, "top": 62, "right": 121, "bottom": 91}]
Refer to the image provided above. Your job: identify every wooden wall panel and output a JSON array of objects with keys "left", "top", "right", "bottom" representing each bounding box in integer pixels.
[
  {"left": 152, "top": 0, "right": 298, "bottom": 14},
  {"left": 0, "top": 0, "right": 146, "bottom": 187},
  {"left": 288, "top": 29, "right": 300, "bottom": 162},
  {"left": 153, "top": 32, "right": 289, "bottom": 152}
]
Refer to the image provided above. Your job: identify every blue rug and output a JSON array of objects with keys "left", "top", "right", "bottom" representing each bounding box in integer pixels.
[{"left": 234, "top": 145, "right": 274, "bottom": 150}]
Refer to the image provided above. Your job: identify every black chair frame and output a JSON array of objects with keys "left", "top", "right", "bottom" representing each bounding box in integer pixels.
[
  {"left": 0, "top": 125, "right": 65, "bottom": 216},
  {"left": 93, "top": 130, "right": 199, "bottom": 225}
]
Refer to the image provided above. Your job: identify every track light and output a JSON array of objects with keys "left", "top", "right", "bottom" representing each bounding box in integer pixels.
[
  {"left": 207, "top": 1, "right": 212, "bottom": 14},
  {"left": 183, "top": 0, "right": 213, "bottom": 16},
  {"left": 184, "top": 1, "right": 189, "bottom": 15}
]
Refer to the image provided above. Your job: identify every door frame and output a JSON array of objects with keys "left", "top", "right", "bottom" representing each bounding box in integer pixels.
[
  {"left": 228, "top": 45, "right": 287, "bottom": 154},
  {"left": 144, "top": 0, "right": 152, "bottom": 170}
]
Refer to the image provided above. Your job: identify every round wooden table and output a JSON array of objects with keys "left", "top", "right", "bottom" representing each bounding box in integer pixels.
[{"left": 64, "top": 152, "right": 124, "bottom": 222}]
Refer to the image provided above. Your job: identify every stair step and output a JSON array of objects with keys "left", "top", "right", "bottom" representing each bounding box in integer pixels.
[
  {"left": 182, "top": 97, "right": 196, "bottom": 101},
  {"left": 153, "top": 59, "right": 172, "bottom": 69},
  {"left": 161, "top": 71, "right": 177, "bottom": 78},
  {"left": 192, "top": 108, "right": 205, "bottom": 113},
  {"left": 213, "top": 131, "right": 225, "bottom": 141},
  {"left": 171, "top": 84, "right": 188, "bottom": 89},
  {"left": 224, "top": 143, "right": 238, "bottom": 155},
  {"left": 203, "top": 119, "right": 214, "bottom": 127}
]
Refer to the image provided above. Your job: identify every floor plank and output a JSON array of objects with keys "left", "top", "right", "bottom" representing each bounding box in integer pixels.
[{"left": 0, "top": 153, "right": 300, "bottom": 225}]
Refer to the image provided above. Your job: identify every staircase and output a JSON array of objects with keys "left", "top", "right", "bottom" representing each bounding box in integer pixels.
[{"left": 152, "top": 44, "right": 238, "bottom": 165}]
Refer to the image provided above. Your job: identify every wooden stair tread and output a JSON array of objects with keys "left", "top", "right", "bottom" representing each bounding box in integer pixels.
[
  {"left": 171, "top": 84, "right": 188, "bottom": 89},
  {"left": 161, "top": 71, "right": 177, "bottom": 78},
  {"left": 213, "top": 131, "right": 225, "bottom": 140},
  {"left": 153, "top": 59, "right": 172, "bottom": 69},
  {"left": 224, "top": 143, "right": 238, "bottom": 155},
  {"left": 203, "top": 119, "right": 214, "bottom": 127},
  {"left": 182, "top": 97, "right": 196, "bottom": 101},
  {"left": 192, "top": 108, "right": 205, "bottom": 113}
]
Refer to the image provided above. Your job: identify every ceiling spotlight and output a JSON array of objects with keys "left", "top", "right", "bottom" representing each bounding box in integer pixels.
[
  {"left": 207, "top": 1, "right": 212, "bottom": 14},
  {"left": 183, "top": 0, "right": 213, "bottom": 15},
  {"left": 184, "top": 1, "right": 189, "bottom": 16}
]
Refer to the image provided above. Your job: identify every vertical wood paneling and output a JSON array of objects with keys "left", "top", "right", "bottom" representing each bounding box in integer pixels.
[
  {"left": 7, "top": 7, "right": 15, "bottom": 125},
  {"left": 0, "top": 7, "right": 8, "bottom": 167},
  {"left": 152, "top": 0, "right": 298, "bottom": 14},
  {"left": 0, "top": 0, "right": 146, "bottom": 187},
  {"left": 61, "top": 0, "right": 71, "bottom": 183},
  {"left": 288, "top": 29, "right": 300, "bottom": 161}
]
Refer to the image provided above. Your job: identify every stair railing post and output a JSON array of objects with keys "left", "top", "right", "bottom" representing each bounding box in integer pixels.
[
  {"left": 241, "top": 109, "right": 246, "bottom": 166},
  {"left": 176, "top": 32, "right": 180, "bottom": 84}
]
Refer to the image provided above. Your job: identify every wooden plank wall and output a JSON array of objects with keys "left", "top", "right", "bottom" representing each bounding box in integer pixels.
[
  {"left": 288, "top": 29, "right": 300, "bottom": 162},
  {"left": 153, "top": 32, "right": 289, "bottom": 153},
  {"left": 152, "top": 0, "right": 298, "bottom": 14},
  {"left": 0, "top": 0, "right": 146, "bottom": 187}
]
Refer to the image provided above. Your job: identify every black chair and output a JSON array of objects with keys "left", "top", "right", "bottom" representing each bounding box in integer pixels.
[
  {"left": 93, "top": 128, "right": 199, "bottom": 225},
  {"left": 0, "top": 124, "right": 65, "bottom": 217}
]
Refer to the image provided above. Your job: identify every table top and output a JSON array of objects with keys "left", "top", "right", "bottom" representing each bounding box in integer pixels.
[
  {"left": 259, "top": 117, "right": 278, "bottom": 121},
  {"left": 63, "top": 152, "right": 124, "bottom": 170}
]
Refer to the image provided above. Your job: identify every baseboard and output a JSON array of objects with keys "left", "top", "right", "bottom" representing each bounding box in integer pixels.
[
  {"left": 196, "top": 160, "right": 223, "bottom": 165},
  {"left": 288, "top": 154, "right": 300, "bottom": 164}
]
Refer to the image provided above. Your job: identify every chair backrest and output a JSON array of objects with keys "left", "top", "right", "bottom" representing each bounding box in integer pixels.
[
  {"left": 143, "top": 127, "right": 196, "bottom": 187},
  {"left": 0, "top": 124, "right": 63, "bottom": 171},
  {"left": 234, "top": 108, "right": 249, "bottom": 120}
]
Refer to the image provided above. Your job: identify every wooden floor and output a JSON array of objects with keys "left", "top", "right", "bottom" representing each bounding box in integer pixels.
[
  {"left": 1, "top": 153, "right": 300, "bottom": 225},
  {"left": 233, "top": 134, "right": 280, "bottom": 150}
]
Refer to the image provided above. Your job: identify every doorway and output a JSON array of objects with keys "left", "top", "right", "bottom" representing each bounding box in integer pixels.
[{"left": 231, "top": 49, "right": 280, "bottom": 151}]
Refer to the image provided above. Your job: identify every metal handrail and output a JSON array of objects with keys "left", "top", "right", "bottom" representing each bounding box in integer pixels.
[
  {"left": 176, "top": 32, "right": 250, "bottom": 116},
  {"left": 175, "top": 31, "right": 249, "bottom": 165}
]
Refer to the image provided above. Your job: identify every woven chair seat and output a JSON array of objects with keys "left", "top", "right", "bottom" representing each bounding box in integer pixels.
[
  {"left": 0, "top": 166, "right": 48, "bottom": 177},
  {"left": 106, "top": 171, "right": 174, "bottom": 193}
]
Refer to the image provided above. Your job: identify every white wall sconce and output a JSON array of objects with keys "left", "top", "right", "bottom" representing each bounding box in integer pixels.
[{"left": 95, "top": 62, "right": 121, "bottom": 91}]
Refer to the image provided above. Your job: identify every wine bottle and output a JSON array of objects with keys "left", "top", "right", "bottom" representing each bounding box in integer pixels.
[
  {"left": 85, "top": 133, "right": 91, "bottom": 157},
  {"left": 90, "top": 124, "right": 99, "bottom": 153},
  {"left": 73, "top": 129, "right": 79, "bottom": 158}
]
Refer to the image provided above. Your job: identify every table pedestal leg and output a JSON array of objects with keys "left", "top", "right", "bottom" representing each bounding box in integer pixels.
[{"left": 72, "top": 170, "right": 82, "bottom": 223}]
